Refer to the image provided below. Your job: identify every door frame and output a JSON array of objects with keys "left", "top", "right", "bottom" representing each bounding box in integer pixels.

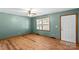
[{"left": 60, "top": 14, "right": 78, "bottom": 44}]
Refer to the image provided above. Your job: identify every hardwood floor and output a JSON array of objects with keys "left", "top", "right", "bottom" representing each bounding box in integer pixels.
[{"left": 0, "top": 34, "right": 79, "bottom": 50}]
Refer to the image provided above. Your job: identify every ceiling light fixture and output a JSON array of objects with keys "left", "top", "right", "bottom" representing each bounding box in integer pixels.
[
  {"left": 23, "top": 8, "right": 38, "bottom": 17},
  {"left": 27, "top": 8, "right": 37, "bottom": 16}
]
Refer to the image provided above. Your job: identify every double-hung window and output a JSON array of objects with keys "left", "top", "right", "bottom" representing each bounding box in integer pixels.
[{"left": 36, "top": 17, "right": 50, "bottom": 31}]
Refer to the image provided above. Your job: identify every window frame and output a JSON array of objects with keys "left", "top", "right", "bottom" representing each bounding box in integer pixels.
[{"left": 36, "top": 16, "right": 50, "bottom": 31}]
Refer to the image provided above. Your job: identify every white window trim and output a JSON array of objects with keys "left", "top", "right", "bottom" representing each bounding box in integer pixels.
[{"left": 36, "top": 16, "right": 50, "bottom": 31}]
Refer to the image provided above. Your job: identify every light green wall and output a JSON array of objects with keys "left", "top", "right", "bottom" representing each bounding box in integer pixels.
[
  {"left": 0, "top": 13, "right": 31, "bottom": 39},
  {"left": 32, "top": 8, "right": 79, "bottom": 42}
]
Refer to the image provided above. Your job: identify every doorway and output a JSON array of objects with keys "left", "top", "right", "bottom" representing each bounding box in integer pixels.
[{"left": 60, "top": 14, "right": 78, "bottom": 43}]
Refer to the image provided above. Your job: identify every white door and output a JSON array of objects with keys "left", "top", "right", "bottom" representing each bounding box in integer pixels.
[{"left": 61, "top": 14, "right": 76, "bottom": 43}]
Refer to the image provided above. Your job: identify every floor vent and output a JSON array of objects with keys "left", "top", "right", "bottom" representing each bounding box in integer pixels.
[{"left": 50, "top": 37, "right": 56, "bottom": 39}]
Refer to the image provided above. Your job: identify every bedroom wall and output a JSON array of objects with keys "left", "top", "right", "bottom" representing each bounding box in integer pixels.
[
  {"left": 0, "top": 13, "right": 31, "bottom": 39},
  {"left": 32, "top": 8, "right": 79, "bottom": 42}
]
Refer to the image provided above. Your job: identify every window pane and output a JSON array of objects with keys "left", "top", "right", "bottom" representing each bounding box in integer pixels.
[
  {"left": 37, "top": 19, "right": 42, "bottom": 25},
  {"left": 39, "top": 25, "right": 42, "bottom": 30},
  {"left": 37, "top": 26, "right": 40, "bottom": 30},
  {"left": 37, "top": 25, "right": 42, "bottom": 30},
  {"left": 39, "top": 19, "right": 42, "bottom": 24},
  {"left": 43, "top": 24, "right": 49, "bottom": 30},
  {"left": 43, "top": 18, "right": 49, "bottom": 24},
  {"left": 37, "top": 26, "right": 40, "bottom": 29}
]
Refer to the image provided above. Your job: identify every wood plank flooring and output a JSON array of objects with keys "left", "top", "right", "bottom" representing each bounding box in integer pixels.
[{"left": 0, "top": 34, "right": 79, "bottom": 50}]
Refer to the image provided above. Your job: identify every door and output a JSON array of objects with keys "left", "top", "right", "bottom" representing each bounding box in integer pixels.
[{"left": 61, "top": 14, "right": 77, "bottom": 43}]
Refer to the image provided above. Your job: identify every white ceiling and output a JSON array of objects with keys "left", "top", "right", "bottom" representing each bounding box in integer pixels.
[{"left": 0, "top": 8, "right": 75, "bottom": 17}]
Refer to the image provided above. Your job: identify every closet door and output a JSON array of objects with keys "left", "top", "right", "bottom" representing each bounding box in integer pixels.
[{"left": 61, "top": 14, "right": 77, "bottom": 43}]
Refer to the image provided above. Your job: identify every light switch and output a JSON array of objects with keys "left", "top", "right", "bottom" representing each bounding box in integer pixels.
[{"left": 56, "top": 25, "right": 58, "bottom": 28}]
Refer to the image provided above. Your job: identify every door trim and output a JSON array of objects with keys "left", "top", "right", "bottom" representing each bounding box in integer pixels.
[{"left": 60, "top": 14, "right": 78, "bottom": 44}]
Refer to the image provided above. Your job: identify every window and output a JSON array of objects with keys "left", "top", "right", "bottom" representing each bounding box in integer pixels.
[
  {"left": 36, "top": 17, "right": 50, "bottom": 31},
  {"left": 36, "top": 19, "right": 42, "bottom": 30}
]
